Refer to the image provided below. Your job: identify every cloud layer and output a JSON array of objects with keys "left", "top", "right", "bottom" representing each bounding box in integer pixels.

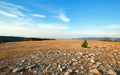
[
  {"left": 107, "top": 24, "right": 120, "bottom": 29},
  {"left": 0, "top": 1, "right": 70, "bottom": 38},
  {"left": 0, "top": 1, "right": 120, "bottom": 38},
  {"left": 0, "top": 1, "right": 27, "bottom": 17},
  {"left": 38, "top": 23, "right": 69, "bottom": 30}
]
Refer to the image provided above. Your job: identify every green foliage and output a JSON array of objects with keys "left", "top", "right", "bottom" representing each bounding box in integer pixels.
[
  {"left": 24, "top": 38, "right": 55, "bottom": 41},
  {"left": 81, "top": 40, "right": 88, "bottom": 48}
]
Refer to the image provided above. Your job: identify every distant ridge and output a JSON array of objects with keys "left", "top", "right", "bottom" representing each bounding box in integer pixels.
[
  {"left": 0, "top": 36, "right": 25, "bottom": 42},
  {"left": 72, "top": 37, "right": 120, "bottom": 41},
  {"left": 0, "top": 36, "right": 55, "bottom": 42}
]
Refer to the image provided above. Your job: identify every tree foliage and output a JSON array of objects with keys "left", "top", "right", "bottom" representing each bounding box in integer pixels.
[{"left": 0, "top": 38, "right": 5, "bottom": 43}]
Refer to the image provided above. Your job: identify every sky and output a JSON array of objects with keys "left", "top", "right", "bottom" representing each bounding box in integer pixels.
[{"left": 0, "top": 0, "right": 120, "bottom": 39}]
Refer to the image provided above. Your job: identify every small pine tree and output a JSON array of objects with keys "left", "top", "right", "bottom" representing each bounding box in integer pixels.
[{"left": 81, "top": 40, "right": 88, "bottom": 48}]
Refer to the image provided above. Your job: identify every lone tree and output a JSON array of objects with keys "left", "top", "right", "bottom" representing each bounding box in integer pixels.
[{"left": 81, "top": 40, "right": 88, "bottom": 48}]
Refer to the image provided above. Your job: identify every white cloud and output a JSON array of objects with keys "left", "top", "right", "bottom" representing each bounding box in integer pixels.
[
  {"left": 58, "top": 13, "right": 70, "bottom": 22},
  {"left": 0, "top": 10, "right": 18, "bottom": 18},
  {"left": 31, "top": 14, "right": 46, "bottom": 18},
  {"left": 38, "top": 23, "right": 69, "bottom": 30},
  {"left": 0, "top": 1, "right": 28, "bottom": 10},
  {"left": 0, "top": 1, "right": 29, "bottom": 17}
]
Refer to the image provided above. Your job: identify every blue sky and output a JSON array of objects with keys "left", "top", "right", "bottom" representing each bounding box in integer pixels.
[{"left": 0, "top": 0, "right": 120, "bottom": 39}]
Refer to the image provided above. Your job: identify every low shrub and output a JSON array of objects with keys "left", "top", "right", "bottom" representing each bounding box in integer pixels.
[{"left": 81, "top": 40, "right": 88, "bottom": 48}]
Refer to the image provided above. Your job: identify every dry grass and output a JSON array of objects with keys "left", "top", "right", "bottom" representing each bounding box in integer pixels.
[
  {"left": 0, "top": 40, "right": 120, "bottom": 72},
  {"left": 0, "top": 40, "right": 120, "bottom": 58}
]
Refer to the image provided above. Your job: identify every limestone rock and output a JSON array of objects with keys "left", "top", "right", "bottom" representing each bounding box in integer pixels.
[
  {"left": 89, "top": 69, "right": 101, "bottom": 75},
  {"left": 107, "top": 69, "right": 116, "bottom": 75},
  {"left": 27, "top": 64, "right": 37, "bottom": 69},
  {"left": 12, "top": 66, "right": 26, "bottom": 73}
]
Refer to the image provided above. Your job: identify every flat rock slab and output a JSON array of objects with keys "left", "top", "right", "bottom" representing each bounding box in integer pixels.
[{"left": 12, "top": 66, "right": 26, "bottom": 73}]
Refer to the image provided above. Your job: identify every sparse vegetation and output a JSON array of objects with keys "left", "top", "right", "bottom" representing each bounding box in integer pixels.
[
  {"left": 24, "top": 38, "right": 55, "bottom": 41},
  {"left": 81, "top": 40, "right": 88, "bottom": 48},
  {"left": 0, "top": 36, "right": 55, "bottom": 43},
  {"left": 0, "top": 38, "right": 5, "bottom": 43},
  {"left": 99, "top": 39, "right": 119, "bottom": 42}
]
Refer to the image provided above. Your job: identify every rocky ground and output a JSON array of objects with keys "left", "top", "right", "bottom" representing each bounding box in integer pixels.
[{"left": 0, "top": 40, "right": 120, "bottom": 75}]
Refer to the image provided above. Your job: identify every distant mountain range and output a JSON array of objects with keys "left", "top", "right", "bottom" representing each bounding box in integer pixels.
[
  {"left": 0, "top": 36, "right": 120, "bottom": 42},
  {"left": 72, "top": 37, "right": 120, "bottom": 41},
  {"left": 0, "top": 36, "right": 55, "bottom": 42}
]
